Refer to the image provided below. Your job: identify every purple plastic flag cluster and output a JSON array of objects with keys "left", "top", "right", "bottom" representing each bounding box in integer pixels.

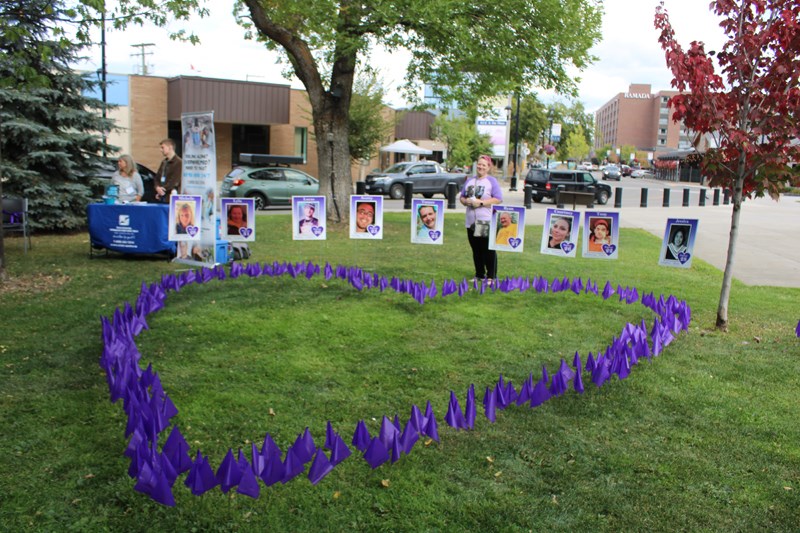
[{"left": 98, "top": 261, "right": 692, "bottom": 506}]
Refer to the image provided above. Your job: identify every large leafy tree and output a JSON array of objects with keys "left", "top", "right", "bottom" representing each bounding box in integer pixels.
[
  {"left": 347, "top": 70, "right": 396, "bottom": 164},
  {"left": 655, "top": 0, "right": 800, "bottom": 331},
  {"left": 105, "top": 0, "right": 602, "bottom": 221},
  {"left": 0, "top": 0, "right": 113, "bottom": 278},
  {"left": 432, "top": 113, "right": 492, "bottom": 169}
]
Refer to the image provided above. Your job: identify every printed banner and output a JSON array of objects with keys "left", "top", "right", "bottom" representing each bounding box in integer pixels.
[
  {"left": 293, "top": 196, "right": 326, "bottom": 240},
  {"left": 411, "top": 198, "right": 445, "bottom": 245},
  {"left": 582, "top": 211, "right": 620, "bottom": 259},
  {"left": 177, "top": 111, "right": 218, "bottom": 265},
  {"left": 489, "top": 205, "right": 525, "bottom": 252},
  {"left": 540, "top": 208, "right": 581, "bottom": 258}
]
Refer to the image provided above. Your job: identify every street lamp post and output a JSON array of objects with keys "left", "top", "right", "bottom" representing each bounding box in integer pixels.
[
  {"left": 510, "top": 93, "right": 521, "bottom": 191},
  {"left": 545, "top": 111, "right": 554, "bottom": 169}
]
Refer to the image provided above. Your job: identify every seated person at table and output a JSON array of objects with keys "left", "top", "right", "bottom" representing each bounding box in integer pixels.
[
  {"left": 111, "top": 154, "right": 144, "bottom": 203},
  {"left": 175, "top": 202, "right": 195, "bottom": 234}
]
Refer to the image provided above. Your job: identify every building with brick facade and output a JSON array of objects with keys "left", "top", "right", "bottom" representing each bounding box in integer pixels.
[
  {"left": 594, "top": 83, "right": 693, "bottom": 155},
  {"left": 94, "top": 73, "right": 396, "bottom": 182}
]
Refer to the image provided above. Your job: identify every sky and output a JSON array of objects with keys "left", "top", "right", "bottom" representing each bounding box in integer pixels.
[{"left": 74, "top": 0, "right": 727, "bottom": 114}]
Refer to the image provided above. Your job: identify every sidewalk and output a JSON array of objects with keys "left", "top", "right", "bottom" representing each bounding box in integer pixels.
[{"left": 498, "top": 186, "right": 800, "bottom": 288}]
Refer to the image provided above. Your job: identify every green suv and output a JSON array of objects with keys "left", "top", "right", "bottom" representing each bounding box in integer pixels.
[{"left": 220, "top": 166, "right": 319, "bottom": 210}]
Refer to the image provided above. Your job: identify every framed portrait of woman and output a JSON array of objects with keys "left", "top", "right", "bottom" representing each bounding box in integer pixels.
[
  {"left": 540, "top": 208, "right": 580, "bottom": 258},
  {"left": 659, "top": 218, "right": 699, "bottom": 268},
  {"left": 169, "top": 194, "right": 202, "bottom": 241},
  {"left": 220, "top": 198, "right": 255, "bottom": 242}
]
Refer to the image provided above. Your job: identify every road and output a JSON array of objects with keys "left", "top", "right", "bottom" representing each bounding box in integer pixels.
[{"left": 255, "top": 175, "right": 800, "bottom": 288}]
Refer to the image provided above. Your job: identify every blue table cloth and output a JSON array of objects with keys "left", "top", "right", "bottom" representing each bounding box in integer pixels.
[{"left": 87, "top": 203, "right": 176, "bottom": 255}]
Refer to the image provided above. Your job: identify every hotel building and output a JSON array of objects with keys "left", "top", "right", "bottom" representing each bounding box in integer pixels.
[{"left": 594, "top": 83, "right": 693, "bottom": 155}]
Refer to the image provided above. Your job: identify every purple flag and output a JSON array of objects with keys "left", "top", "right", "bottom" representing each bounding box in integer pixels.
[
  {"left": 185, "top": 451, "right": 218, "bottom": 495},
  {"left": 308, "top": 448, "right": 335, "bottom": 485},
  {"left": 237, "top": 465, "right": 261, "bottom": 498},
  {"left": 329, "top": 432, "right": 352, "bottom": 466},
  {"left": 281, "top": 447, "right": 305, "bottom": 483},
  {"left": 484, "top": 385, "right": 497, "bottom": 422},
  {"left": 352, "top": 420, "right": 371, "bottom": 452},
  {"left": 363, "top": 437, "right": 390, "bottom": 469},
  {"left": 216, "top": 449, "right": 242, "bottom": 493}
]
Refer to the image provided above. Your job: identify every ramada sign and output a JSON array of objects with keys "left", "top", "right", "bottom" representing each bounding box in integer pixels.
[{"left": 625, "top": 93, "right": 651, "bottom": 99}]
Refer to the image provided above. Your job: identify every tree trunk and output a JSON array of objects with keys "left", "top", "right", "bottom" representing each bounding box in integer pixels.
[
  {"left": 716, "top": 173, "right": 746, "bottom": 331},
  {"left": 311, "top": 100, "right": 353, "bottom": 224}
]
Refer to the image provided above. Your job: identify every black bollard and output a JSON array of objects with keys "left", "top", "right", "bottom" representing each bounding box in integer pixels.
[
  {"left": 509, "top": 176, "right": 518, "bottom": 191},
  {"left": 614, "top": 187, "right": 623, "bottom": 208},
  {"left": 403, "top": 181, "right": 413, "bottom": 209},
  {"left": 723, "top": 189, "right": 731, "bottom": 205},
  {"left": 662, "top": 188, "right": 670, "bottom": 207},
  {"left": 556, "top": 185, "right": 565, "bottom": 209},
  {"left": 640, "top": 188, "right": 648, "bottom": 208},
  {"left": 355, "top": 181, "right": 366, "bottom": 195},
  {"left": 699, "top": 189, "right": 706, "bottom": 206},
  {"left": 524, "top": 184, "right": 532, "bottom": 209},
  {"left": 682, "top": 188, "right": 690, "bottom": 207},
  {"left": 713, "top": 188, "right": 721, "bottom": 205},
  {"left": 446, "top": 182, "right": 458, "bottom": 209}
]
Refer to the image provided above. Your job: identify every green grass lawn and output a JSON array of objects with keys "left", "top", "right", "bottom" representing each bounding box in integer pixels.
[{"left": 1, "top": 212, "right": 798, "bottom": 531}]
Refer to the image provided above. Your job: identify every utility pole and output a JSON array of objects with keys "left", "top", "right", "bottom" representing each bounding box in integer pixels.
[{"left": 130, "top": 43, "right": 155, "bottom": 75}]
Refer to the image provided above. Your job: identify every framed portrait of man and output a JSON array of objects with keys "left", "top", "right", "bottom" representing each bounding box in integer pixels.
[
  {"left": 489, "top": 205, "right": 525, "bottom": 252},
  {"left": 292, "top": 196, "right": 326, "bottom": 240},
  {"left": 410, "top": 198, "right": 445, "bottom": 245},
  {"left": 582, "top": 211, "right": 620, "bottom": 259},
  {"left": 350, "top": 195, "right": 383, "bottom": 239}
]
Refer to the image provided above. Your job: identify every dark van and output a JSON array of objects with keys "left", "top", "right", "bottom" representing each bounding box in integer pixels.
[{"left": 524, "top": 169, "right": 611, "bottom": 205}]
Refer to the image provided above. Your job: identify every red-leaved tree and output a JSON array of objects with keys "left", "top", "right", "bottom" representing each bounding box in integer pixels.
[{"left": 655, "top": 0, "right": 800, "bottom": 331}]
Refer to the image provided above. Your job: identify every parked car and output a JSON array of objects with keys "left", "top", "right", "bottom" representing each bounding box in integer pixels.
[
  {"left": 621, "top": 164, "right": 633, "bottom": 177},
  {"left": 578, "top": 161, "right": 593, "bottom": 171},
  {"left": 524, "top": 169, "right": 612, "bottom": 205},
  {"left": 220, "top": 166, "right": 319, "bottom": 209},
  {"left": 631, "top": 169, "right": 655, "bottom": 179},
  {"left": 89, "top": 158, "right": 158, "bottom": 202},
  {"left": 365, "top": 161, "right": 468, "bottom": 199},
  {"left": 602, "top": 165, "right": 622, "bottom": 181}
]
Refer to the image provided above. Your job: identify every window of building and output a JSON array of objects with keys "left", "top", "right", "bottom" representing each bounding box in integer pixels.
[
  {"left": 660, "top": 128, "right": 667, "bottom": 135},
  {"left": 168, "top": 121, "right": 183, "bottom": 157},
  {"left": 294, "top": 127, "right": 307, "bottom": 161},
  {"left": 658, "top": 138, "right": 666, "bottom": 145},
  {"left": 232, "top": 124, "right": 270, "bottom": 163}
]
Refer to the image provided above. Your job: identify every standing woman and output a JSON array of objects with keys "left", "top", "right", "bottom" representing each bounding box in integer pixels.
[
  {"left": 111, "top": 154, "right": 144, "bottom": 202},
  {"left": 459, "top": 155, "right": 503, "bottom": 283}
]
